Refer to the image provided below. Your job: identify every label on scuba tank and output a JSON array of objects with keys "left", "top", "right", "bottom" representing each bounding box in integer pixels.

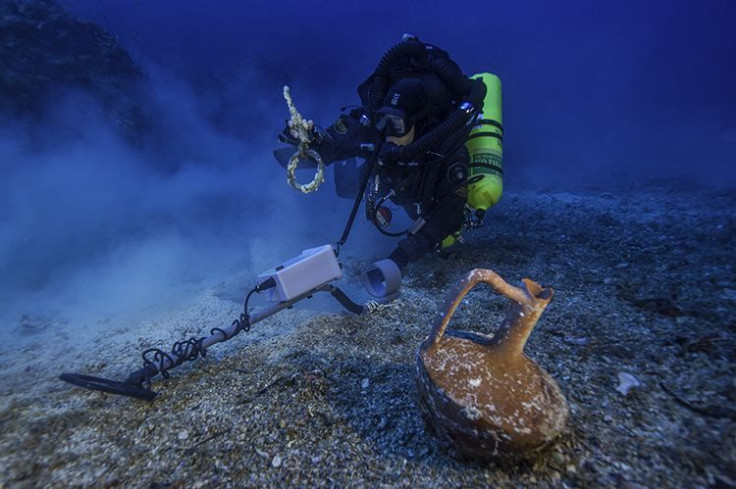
[
  {"left": 471, "top": 152, "right": 503, "bottom": 177},
  {"left": 467, "top": 150, "right": 504, "bottom": 211}
]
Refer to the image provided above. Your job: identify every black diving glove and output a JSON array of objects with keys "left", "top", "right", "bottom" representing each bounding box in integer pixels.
[
  {"left": 278, "top": 121, "right": 300, "bottom": 146},
  {"left": 278, "top": 120, "right": 324, "bottom": 147}
]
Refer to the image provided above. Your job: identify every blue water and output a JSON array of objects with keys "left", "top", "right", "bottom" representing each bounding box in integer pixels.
[
  {"left": 1, "top": 0, "right": 734, "bottom": 334},
  {"left": 64, "top": 0, "right": 736, "bottom": 187}
]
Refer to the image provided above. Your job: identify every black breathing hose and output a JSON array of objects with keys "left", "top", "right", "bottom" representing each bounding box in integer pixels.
[
  {"left": 368, "top": 39, "right": 428, "bottom": 110},
  {"left": 396, "top": 78, "right": 486, "bottom": 162},
  {"left": 430, "top": 56, "right": 472, "bottom": 94}
]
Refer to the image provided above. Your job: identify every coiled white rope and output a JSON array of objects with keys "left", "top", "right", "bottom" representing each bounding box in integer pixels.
[{"left": 283, "top": 86, "right": 325, "bottom": 193}]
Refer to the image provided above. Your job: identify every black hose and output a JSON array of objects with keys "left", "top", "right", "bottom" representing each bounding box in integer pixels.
[
  {"left": 405, "top": 116, "right": 476, "bottom": 169},
  {"left": 429, "top": 56, "right": 472, "bottom": 95},
  {"left": 368, "top": 39, "right": 428, "bottom": 110},
  {"left": 370, "top": 192, "right": 408, "bottom": 237},
  {"left": 396, "top": 77, "right": 486, "bottom": 162}
]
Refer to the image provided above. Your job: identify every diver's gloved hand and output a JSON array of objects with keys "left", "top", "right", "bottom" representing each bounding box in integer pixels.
[
  {"left": 278, "top": 119, "right": 324, "bottom": 147},
  {"left": 362, "top": 258, "right": 402, "bottom": 299},
  {"left": 377, "top": 142, "right": 401, "bottom": 167},
  {"left": 278, "top": 120, "right": 300, "bottom": 146}
]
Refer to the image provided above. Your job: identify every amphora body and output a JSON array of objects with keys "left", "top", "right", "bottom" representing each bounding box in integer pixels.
[{"left": 416, "top": 268, "right": 569, "bottom": 460}]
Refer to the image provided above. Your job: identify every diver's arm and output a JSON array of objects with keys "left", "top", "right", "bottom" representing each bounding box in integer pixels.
[{"left": 313, "top": 107, "right": 377, "bottom": 164}]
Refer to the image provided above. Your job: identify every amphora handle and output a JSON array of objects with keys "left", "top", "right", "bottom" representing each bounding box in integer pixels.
[{"left": 427, "top": 268, "right": 552, "bottom": 348}]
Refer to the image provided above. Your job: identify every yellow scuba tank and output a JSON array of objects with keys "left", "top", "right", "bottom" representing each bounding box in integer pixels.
[
  {"left": 465, "top": 72, "right": 503, "bottom": 213},
  {"left": 441, "top": 72, "right": 503, "bottom": 249}
]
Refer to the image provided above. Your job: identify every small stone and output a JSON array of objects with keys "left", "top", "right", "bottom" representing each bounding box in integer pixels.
[
  {"left": 178, "top": 430, "right": 189, "bottom": 441},
  {"left": 361, "top": 378, "right": 370, "bottom": 389},
  {"left": 616, "top": 372, "right": 641, "bottom": 396},
  {"left": 551, "top": 452, "right": 566, "bottom": 465},
  {"left": 566, "top": 464, "right": 577, "bottom": 473},
  {"left": 564, "top": 335, "right": 588, "bottom": 345},
  {"left": 272, "top": 454, "right": 282, "bottom": 468}
]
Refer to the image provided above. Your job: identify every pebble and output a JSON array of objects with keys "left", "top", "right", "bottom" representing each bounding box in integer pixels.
[
  {"left": 564, "top": 335, "right": 588, "bottom": 345},
  {"left": 616, "top": 372, "right": 641, "bottom": 395},
  {"left": 551, "top": 452, "right": 566, "bottom": 465},
  {"left": 178, "top": 430, "right": 189, "bottom": 441},
  {"left": 361, "top": 378, "right": 370, "bottom": 389},
  {"left": 272, "top": 454, "right": 282, "bottom": 468}
]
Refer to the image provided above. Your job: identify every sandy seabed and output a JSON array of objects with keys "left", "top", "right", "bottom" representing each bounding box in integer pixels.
[{"left": 1, "top": 185, "right": 734, "bottom": 488}]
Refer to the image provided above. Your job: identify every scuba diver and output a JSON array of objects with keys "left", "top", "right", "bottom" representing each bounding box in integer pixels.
[{"left": 276, "top": 35, "right": 503, "bottom": 298}]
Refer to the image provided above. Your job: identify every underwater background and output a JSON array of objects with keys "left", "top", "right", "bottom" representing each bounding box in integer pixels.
[
  {"left": 1, "top": 0, "right": 734, "bottom": 319},
  {"left": 1, "top": 0, "right": 735, "bottom": 486},
  {"left": 64, "top": 0, "right": 736, "bottom": 187}
]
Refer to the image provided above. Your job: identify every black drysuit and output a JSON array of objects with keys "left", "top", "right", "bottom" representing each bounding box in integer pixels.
[{"left": 314, "top": 106, "right": 468, "bottom": 270}]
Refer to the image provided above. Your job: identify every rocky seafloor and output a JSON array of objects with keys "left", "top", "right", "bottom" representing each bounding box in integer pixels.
[{"left": 1, "top": 185, "right": 735, "bottom": 488}]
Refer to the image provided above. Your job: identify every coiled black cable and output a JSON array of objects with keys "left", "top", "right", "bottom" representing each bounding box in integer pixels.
[
  {"left": 232, "top": 288, "right": 258, "bottom": 335},
  {"left": 139, "top": 284, "right": 264, "bottom": 382}
]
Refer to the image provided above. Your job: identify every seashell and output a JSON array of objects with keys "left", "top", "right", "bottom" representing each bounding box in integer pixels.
[{"left": 416, "top": 269, "right": 569, "bottom": 460}]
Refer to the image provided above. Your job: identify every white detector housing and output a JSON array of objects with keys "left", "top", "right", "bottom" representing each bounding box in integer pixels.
[{"left": 257, "top": 244, "right": 342, "bottom": 302}]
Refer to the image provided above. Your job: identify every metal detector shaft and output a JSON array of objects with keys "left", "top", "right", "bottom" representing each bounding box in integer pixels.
[
  {"left": 60, "top": 283, "right": 367, "bottom": 400},
  {"left": 126, "top": 284, "right": 363, "bottom": 385}
]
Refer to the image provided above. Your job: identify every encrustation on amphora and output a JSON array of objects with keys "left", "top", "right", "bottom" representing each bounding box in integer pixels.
[{"left": 416, "top": 268, "right": 569, "bottom": 460}]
